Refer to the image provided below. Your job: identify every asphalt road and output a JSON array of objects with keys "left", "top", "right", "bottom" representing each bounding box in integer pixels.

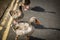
[{"left": 0, "top": 0, "right": 60, "bottom": 40}]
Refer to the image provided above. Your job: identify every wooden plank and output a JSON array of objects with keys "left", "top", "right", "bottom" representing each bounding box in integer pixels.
[
  {"left": 0, "top": 0, "right": 12, "bottom": 19},
  {"left": 2, "top": 16, "right": 13, "bottom": 40},
  {"left": 1, "top": 0, "right": 15, "bottom": 26}
]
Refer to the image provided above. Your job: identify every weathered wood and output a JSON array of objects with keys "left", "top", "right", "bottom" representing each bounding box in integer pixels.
[
  {"left": 0, "top": 0, "right": 12, "bottom": 19},
  {"left": 0, "top": 0, "right": 25, "bottom": 40},
  {"left": 0, "top": 25, "right": 3, "bottom": 30},
  {"left": 13, "top": 0, "right": 20, "bottom": 10},
  {"left": 1, "top": 0, "right": 15, "bottom": 26},
  {"left": 1, "top": 0, "right": 23, "bottom": 40},
  {"left": 2, "top": 16, "right": 13, "bottom": 40},
  {"left": 1, "top": 0, "right": 15, "bottom": 40}
]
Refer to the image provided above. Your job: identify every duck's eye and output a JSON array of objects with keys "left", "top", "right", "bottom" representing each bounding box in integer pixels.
[{"left": 35, "top": 19, "right": 37, "bottom": 22}]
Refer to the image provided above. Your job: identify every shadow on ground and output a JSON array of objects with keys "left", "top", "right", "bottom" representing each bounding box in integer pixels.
[
  {"left": 30, "top": 36, "right": 45, "bottom": 40},
  {"left": 31, "top": 6, "right": 56, "bottom": 14},
  {"left": 31, "top": 23, "right": 60, "bottom": 31}
]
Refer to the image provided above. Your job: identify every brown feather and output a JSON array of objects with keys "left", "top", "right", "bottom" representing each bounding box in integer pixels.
[{"left": 35, "top": 19, "right": 40, "bottom": 25}]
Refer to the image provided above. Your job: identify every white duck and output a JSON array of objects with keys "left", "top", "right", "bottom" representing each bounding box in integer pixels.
[{"left": 12, "top": 17, "right": 40, "bottom": 40}]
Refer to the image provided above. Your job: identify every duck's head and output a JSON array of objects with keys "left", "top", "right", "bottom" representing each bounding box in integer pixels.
[
  {"left": 10, "top": 10, "right": 23, "bottom": 18},
  {"left": 29, "top": 17, "right": 41, "bottom": 25}
]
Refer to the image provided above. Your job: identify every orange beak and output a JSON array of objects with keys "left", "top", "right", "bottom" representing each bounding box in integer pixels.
[{"left": 35, "top": 19, "right": 41, "bottom": 25}]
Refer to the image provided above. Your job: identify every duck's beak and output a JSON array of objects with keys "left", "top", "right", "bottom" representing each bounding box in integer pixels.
[{"left": 35, "top": 19, "right": 40, "bottom": 25}]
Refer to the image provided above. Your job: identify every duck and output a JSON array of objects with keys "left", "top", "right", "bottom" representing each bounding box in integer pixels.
[
  {"left": 11, "top": 17, "right": 40, "bottom": 40},
  {"left": 10, "top": 6, "right": 24, "bottom": 25}
]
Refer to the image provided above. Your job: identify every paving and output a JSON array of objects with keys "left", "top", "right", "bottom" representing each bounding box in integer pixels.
[{"left": 0, "top": 0, "right": 60, "bottom": 40}]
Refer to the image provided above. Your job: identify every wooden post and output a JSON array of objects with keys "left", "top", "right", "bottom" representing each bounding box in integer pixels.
[
  {"left": 1, "top": 0, "right": 15, "bottom": 40},
  {"left": 22, "top": 0, "right": 25, "bottom": 4},
  {"left": 2, "top": 16, "right": 13, "bottom": 40},
  {"left": 1, "top": 0, "right": 15, "bottom": 26},
  {"left": 0, "top": 26, "right": 3, "bottom": 30},
  {"left": 13, "top": 0, "right": 20, "bottom": 10},
  {"left": 1, "top": 0, "right": 23, "bottom": 40}
]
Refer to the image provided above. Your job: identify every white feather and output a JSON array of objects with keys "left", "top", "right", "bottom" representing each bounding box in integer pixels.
[
  {"left": 14, "top": 22, "right": 33, "bottom": 36},
  {"left": 29, "top": 17, "right": 36, "bottom": 23}
]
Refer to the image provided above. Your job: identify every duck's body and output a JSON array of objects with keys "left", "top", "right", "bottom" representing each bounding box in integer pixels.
[
  {"left": 12, "top": 21, "right": 34, "bottom": 40},
  {"left": 15, "top": 22, "right": 34, "bottom": 36},
  {"left": 12, "top": 17, "right": 40, "bottom": 40}
]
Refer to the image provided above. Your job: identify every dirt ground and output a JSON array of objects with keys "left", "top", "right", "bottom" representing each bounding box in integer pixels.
[{"left": 0, "top": 0, "right": 60, "bottom": 40}]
